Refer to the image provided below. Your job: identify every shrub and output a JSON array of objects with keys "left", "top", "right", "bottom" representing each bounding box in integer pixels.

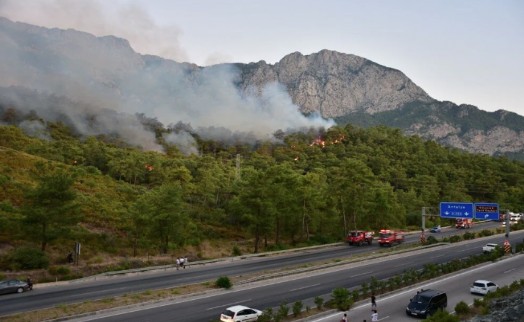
[
  {"left": 314, "top": 296, "right": 324, "bottom": 310},
  {"left": 277, "top": 302, "right": 289, "bottom": 320},
  {"left": 463, "top": 232, "right": 475, "bottom": 240},
  {"left": 424, "top": 309, "right": 460, "bottom": 321},
  {"left": 258, "top": 308, "right": 273, "bottom": 322},
  {"left": 331, "top": 287, "right": 352, "bottom": 311},
  {"left": 215, "top": 276, "right": 232, "bottom": 289},
  {"left": 292, "top": 301, "right": 303, "bottom": 317},
  {"left": 478, "top": 229, "right": 494, "bottom": 237},
  {"left": 449, "top": 235, "right": 462, "bottom": 243},
  {"left": 352, "top": 290, "right": 360, "bottom": 302},
  {"left": 232, "top": 245, "right": 242, "bottom": 256},
  {"left": 473, "top": 298, "right": 485, "bottom": 308},
  {"left": 454, "top": 301, "right": 470, "bottom": 314},
  {"left": 425, "top": 235, "right": 438, "bottom": 245},
  {"left": 8, "top": 247, "right": 49, "bottom": 269}
]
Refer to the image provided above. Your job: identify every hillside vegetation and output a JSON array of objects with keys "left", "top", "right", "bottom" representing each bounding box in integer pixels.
[{"left": 1, "top": 123, "right": 523, "bottom": 272}]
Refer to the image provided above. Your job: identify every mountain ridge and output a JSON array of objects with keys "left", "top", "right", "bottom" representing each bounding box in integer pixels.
[{"left": 0, "top": 16, "right": 523, "bottom": 158}]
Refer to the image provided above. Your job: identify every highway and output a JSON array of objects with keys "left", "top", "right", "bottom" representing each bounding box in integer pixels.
[
  {"left": 311, "top": 253, "right": 524, "bottom": 322},
  {"left": 62, "top": 230, "right": 523, "bottom": 322},
  {"left": 0, "top": 221, "right": 519, "bottom": 320}
]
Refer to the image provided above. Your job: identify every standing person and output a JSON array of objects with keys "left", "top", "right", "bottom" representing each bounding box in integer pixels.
[
  {"left": 183, "top": 257, "right": 188, "bottom": 268},
  {"left": 26, "top": 276, "right": 33, "bottom": 290},
  {"left": 371, "top": 310, "right": 378, "bottom": 321},
  {"left": 341, "top": 312, "right": 348, "bottom": 322},
  {"left": 371, "top": 293, "right": 377, "bottom": 310},
  {"left": 175, "top": 257, "right": 180, "bottom": 270}
]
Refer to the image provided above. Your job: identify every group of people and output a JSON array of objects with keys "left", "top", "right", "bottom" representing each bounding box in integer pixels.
[
  {"left": 341, "top": 293, "right": 378, "bottom": 322},
  {"left": 175, "top": 257, "right": 188, "bottom": 270}
]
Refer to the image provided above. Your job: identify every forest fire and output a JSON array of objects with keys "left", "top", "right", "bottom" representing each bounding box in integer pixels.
[{"left": 310, "top": 134, "right": 345, "bottom": 148}]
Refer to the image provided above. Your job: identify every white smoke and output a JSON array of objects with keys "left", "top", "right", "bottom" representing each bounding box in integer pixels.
[
  {"left": 0, "top": 1, "right": 335, "bottom": 153},
  {"left": 148, "top": 65, "right": 335, "bottom": 141},
  {"left": 19, "top": 119, "right": 52, "bottom": 140},
  {"left": 163, "top": 130, "right": 199, "bottom": 156},
  {"left": 0, "top": 0, "right": 189, "bottom": 63}
]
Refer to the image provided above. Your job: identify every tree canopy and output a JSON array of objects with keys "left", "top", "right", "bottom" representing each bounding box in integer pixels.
[{"left": 1, "top": 122, "right": 523, "bottom": 260}]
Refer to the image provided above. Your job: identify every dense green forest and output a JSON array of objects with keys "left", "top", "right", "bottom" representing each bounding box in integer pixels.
[{"left": 1, "top": 122, "right": 523, "bottom": 269}]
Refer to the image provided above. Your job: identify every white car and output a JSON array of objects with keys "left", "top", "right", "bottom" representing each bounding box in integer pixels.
[
  {"left": 220, "top": 305, "right": 263, "bottom": 322},
  {"left": 482, "top": 243, "right": 498, "bottom": 253},
  {"left": 470, "top": 280, "right": 498, "bottom": 295}
]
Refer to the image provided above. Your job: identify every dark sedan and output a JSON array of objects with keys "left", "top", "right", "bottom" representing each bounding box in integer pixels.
[{"left": 0, "top": 279, "right": 30, "bottom": 295}]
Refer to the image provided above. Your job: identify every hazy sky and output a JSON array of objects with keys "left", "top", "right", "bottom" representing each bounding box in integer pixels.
[{"left": 1, "top": 0, "right": 523, "bottom": 116}]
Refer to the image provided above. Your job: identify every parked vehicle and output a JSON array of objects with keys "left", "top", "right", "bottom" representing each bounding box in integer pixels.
[
  {"left": 346, "top": 230, "right": 374, "bottom": 246},
  {"left": 406, "top": 289, "right": 447, "bottom": 318},
  {"left": 470, "top": 280, "right": 498, "bottom": 295},
  {"left": 455, "top": 218, "right": 472, "bottom": 229},
  {"left": 220, "top": 305, "right": 262, "bottom": 322},
  {"left": 482, "top": 243, "right": 498, "bottom": 253},
  {"left": 378, "top": 229, "right": 404, "bottom": 247},
  {"left": 0, "top": 279, "right": 30, "bottom": 295}
]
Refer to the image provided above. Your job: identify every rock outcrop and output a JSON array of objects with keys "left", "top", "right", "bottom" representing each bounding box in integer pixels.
[
  {"left": 238, "top": 50, "right": 434, "bottom": 117},
  {"left": 469, "top": 289, "right": 524, "bottom": 322}
]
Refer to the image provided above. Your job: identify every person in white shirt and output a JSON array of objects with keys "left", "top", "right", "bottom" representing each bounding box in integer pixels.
[{"left": 371, "top": 310, "right": 378, "bottom": 321}]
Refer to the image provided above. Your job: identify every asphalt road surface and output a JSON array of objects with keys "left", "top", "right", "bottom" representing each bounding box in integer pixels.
[
  {"left": 309, "top": 254, "right": 524, "bottom": 322},
  {"left": 63, "top": 231, "right": 524, "bottom": 322},
  {"left": 0, "top": 221, "right": 517, "bottom": 319}
]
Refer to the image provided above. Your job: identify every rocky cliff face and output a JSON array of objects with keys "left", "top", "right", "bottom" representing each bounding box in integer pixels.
[
  {"left": 0, "top": 16, "right": 523, "bottom": 158},
  {"left": 235, "top": 53, "right": 524, "bottom": 159},
  {"left": 238, "top": 50, "right": 433, "bottom": 117}
]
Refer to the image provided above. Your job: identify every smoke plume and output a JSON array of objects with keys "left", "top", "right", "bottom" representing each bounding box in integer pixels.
[{"left": 0, "top": 3, "right": 334, "bottom": 153}]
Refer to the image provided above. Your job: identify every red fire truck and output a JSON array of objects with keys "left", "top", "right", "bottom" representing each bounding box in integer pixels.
[
  {"left": 378, "top": 229, "right": 404, "bottom": 247},
  {"left": 346, "top": 231, "right": 374, "bottom": 246},
  {"left": 455, "top": 218, "right": 473, "bottom": 229}
]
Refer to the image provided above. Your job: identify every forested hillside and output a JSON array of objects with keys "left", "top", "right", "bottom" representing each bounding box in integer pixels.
[{"left": 1, "top": 123, "right": 523, "bottom": 269}]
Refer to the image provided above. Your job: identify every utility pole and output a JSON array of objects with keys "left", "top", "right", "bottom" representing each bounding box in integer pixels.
[
  {"left": 504, "top": 209, "right": 511, "bottom": 254},
  {"left": 505, "top": 209, "right": 510, "bottom": 238},
  {"left": 422, "top": 207, "right": 427, "bottom": 231},
  {"left": 420, "top": 207, "right": 428, "bottom": 244}
]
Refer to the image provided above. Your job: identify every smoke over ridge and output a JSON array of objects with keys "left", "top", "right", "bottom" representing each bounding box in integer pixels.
[{"left": 0, "top": 3, "right": 334, "bottom": 153}]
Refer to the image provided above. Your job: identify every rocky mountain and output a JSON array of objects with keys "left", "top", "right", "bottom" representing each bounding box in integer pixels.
[
  {"left": 234, "top": 51, "right": 524, "bottom": 159},
  {"left": 1, "top": 16, "right": 523, "bottom": 158}
]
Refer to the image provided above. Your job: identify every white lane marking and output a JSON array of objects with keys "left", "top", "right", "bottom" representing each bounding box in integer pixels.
[
  {"left": 206, "top": 299, "right": 251, "bottom": 311},
  {"left": 290, "top": 283, "right": 320, "bottom": 292},
  {"left": 504, "top": 268, "right": 516, "bottom": 273},
  {"left": 350, "top": 272, "right": 371, "bottom": 278}
]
